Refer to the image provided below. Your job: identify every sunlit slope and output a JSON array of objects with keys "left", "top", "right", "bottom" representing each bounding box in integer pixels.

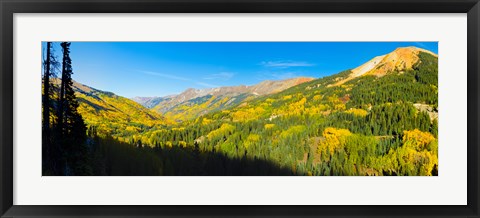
[
  {"left": 331, "top": 46, "right": 438, "bottom": 86},
  {"left": 72, "top": 81, "right": 172, "bottom": 139}
]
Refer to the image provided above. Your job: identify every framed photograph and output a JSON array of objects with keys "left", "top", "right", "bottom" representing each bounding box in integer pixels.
[{"left": 1, "top": 0, "right": 479, "bottom": 217}]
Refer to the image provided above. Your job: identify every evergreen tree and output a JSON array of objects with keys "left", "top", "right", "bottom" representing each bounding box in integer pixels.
[
  {"left": 42, "top": 42, "right": 60, "bottom": 175},
  {"left": 42, "top": 42, "right": 52, "bottom": 173},
  {"left": 57, "top": 42, "right": 88, "bottom": 175}
]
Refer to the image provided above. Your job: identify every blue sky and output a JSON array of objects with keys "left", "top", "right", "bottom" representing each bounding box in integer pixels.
[{"left": 43, "top": 42, "right": 438, "bottom": 98}]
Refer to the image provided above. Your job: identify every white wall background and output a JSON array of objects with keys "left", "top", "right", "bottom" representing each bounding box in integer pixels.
[{"left": 13, "top": 13, "right": 467, "bottom": 205}]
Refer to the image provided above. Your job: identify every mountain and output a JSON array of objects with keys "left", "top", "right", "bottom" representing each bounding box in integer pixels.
[
  {"left": 71, "top": 81, "right": 171, "bottom": 140},
  {"left": 134, "top": 77, "right": 314, "bottom": 122},
  {"left": 331, "top": 46, "right": 437, "bottom": 86}
]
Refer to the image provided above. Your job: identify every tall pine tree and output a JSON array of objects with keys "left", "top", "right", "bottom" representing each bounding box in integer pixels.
[
  {"left": 42, "top": 42, "right": 52, "bottom": 174},
  {"left": 42, "top": 42, "right": 61, "bottom": 175},
  {"left": 57, "top": 42, "right": 88, "bottom": 175}
]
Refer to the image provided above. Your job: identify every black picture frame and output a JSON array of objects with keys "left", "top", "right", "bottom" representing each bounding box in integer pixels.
[{"left": 1, "top": 0, "right": 479, "bottom": 217}]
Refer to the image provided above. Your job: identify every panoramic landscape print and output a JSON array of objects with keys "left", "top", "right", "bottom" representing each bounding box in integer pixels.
[{"left": 42, "top": 42, "right": 438, "bottom": 176}]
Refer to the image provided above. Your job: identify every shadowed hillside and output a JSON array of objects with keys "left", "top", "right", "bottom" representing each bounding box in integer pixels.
[{"left": 87, "top": 132, "right": 297, "bottom": 176}]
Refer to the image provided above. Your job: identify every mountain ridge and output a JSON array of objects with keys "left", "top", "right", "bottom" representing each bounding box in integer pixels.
[
  {"left": 70, "top": 81, "right": 172, "bottom": 139},
  {"left": 331, "top": 46, "right": 437, "bottom": 87},
  {"left": 132, "top": 77, "right": 314, "bottom": 107}
]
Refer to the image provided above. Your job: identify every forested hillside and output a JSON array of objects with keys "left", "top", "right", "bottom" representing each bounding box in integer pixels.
[
  {"left": 72, "top": 81, "right": 172, "bottom": 142},
  {"left": 44, "top": 45, "right": 438, "bottom": 176}
]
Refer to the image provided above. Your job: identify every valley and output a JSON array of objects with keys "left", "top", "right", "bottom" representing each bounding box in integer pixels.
[{"left": 67, "top": 46, "right": 439, "bottom": 176}]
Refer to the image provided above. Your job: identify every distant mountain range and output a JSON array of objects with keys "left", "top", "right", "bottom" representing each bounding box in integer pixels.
[
  {"left": 131, "top": 96, "right": 167, "bottom": 109},
  {"left": 132, "top": 77, "right": 314, "bottom": 122}
]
